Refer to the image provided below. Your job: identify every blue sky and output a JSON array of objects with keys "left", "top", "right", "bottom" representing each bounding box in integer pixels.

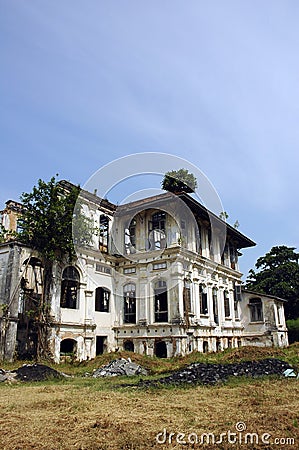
[{"left": 1, "top": 0, "right": 299, "bottom": 279}]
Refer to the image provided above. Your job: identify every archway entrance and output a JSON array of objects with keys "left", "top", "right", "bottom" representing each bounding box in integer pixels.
[
  {"left": 60, "top": 339, "right": 77, "bottom": 356},
  {"left": 155, "top": 341, "right": 167, "bottom": 358},
  {"left": 123, "top": 340, "right": 134, "bottom": 352},
  {"left": 203, "top": 341, "right": 209, "bottom": 353}
]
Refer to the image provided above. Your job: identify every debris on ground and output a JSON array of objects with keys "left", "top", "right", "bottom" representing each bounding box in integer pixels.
[
  {"left": 0, "top": 368, "right": 7, "bottom": 382},
  {"left": 93, "top": 358, "right": 148, "bottom": 377},
  {"left": 13, "top": 364, "right": 63, "bottom": 382},
  {"left": 0, "top": 368, "right": 17, "bottom": 383},
  {"left": 140, "top": 358, "right": 293, "bottom": 387},
  {"left": 283, "top": 368, "right": 298, "bottom": 378}
]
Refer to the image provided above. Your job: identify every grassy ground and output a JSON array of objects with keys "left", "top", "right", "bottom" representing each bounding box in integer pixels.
[{"left": 1, "top": 345, "right": 299, "bottom": 449}]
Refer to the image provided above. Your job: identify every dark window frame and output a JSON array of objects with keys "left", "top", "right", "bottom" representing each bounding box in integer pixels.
[
  {"left": 148, "top": 211, "right": 167, "bottom": 250},
  {"left": 224, "top": 290, "right": 230, "bottom": 318},
  {"left": 212, "top": 288, "right": 219, "bottom": 324},
  {"left": 60, "top": 266, "right": 80, "bottom": 309},
  {"left": 249, "top": 298, "right": 263, "bottom": 322},
  {"left": 154, "top": 280, "right": 168, "bottom": 323},
  {"left": 199, "top": 284, "right": 208, "bottom": 315},
  {"left": 124, "top": 284, "right": 136, "bottom": 324},
  {"left": 99, "top": 214, "right": 109, "bottom": 253},
  {"left": 95, "top": 287, "right": 110, "bottom": 312}
]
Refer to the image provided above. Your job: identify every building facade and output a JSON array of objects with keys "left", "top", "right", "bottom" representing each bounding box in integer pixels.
[{"left": 0, "top": 182, "right": 288, "bottom": 362}]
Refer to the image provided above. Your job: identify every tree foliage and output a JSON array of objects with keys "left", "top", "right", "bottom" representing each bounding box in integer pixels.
[
  {"left": 246, "top": 246, "right": 299, "bottom": 320},
  {"left": 161, "top": 169, "right": 197, "bottom": 193},
  {"left": 18, "top": 177, "right": 94, "bottom": 261},
  {"left": 15, "top": 177, "right": 96, "bottom": 359}
]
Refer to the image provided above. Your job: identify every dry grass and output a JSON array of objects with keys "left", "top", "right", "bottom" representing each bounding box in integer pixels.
[
  {"left": 1, "top": 378, "right": 299, "bottom": 449},
  {"left": 1, "top": 345, "right": 299, "bottom": 449}
]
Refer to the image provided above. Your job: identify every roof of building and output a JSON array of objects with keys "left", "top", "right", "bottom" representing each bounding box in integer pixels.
[
  {"left": 2, "top": 180, "right": 255, "bottom": 250},
  {"left": 117, "top": 190, "right": 256, "bottom": 249},
  {"left": 242, "top": 288, "right": 287, "bottom": 302}
]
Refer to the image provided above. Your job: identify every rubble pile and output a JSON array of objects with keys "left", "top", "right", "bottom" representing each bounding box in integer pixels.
[
  {"left": 0, "top": 368, "right": 17, "bottom": 383},
  {"left": 140, "top": 358, "right": 293, "bottom": 387},
  {"left": 0, "top": 368, "right": 7, "bottom": 382},
  {"left": 93, "top": 358, "right": 148, "bottom": 377},
  {"left": 14, "top": 364, "right": 63, "bottom": 382}
]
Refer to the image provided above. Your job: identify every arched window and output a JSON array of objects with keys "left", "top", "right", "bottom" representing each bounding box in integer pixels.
[
  {"left": 123, "top": 284, "right": 136, "bottom": 324},
  {"left": 249, "top": 298, "right": 263, "bottom": 322},
  {"left": 95, "top": 287, "right": 110, "bottom": 312},
  {"left": 60, "top": 266, "right": 80, "bottom": 309},
  {"left": 60, "top": 338, "right": 77, "bottom": 356},
  {"left": 149, "top": 211, "right": 166, "bottom": 250},
  {"left": 154, "top": 280, "right": 168, "bottom": 322}
]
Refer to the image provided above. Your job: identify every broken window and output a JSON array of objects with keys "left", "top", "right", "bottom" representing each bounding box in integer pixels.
[
  {"left": 221, "top": 243, "right": 229, "bottom": 266},
  {"left": 249, "top": 298, "right": 263, "bottom": 322},
  {"left": 99, "top": 214, "right": 109, "bottom": 253},
  {"left": 224, "top": 290, "right": 230, "bottom": 318},
  {"left": 148, "top": 211, "right": 166, "bottom": 250},
  {"left": 212, "top": 288, "right": 219, "bottom": 324},
  {"left": 199, "top": 285, "right": 208, "bottom": 315},
  {"left": 95, "top": 287, "right": 110, "bottom": 312},
  {"left": 183, "top": 281, "right": 192, "bottom": 316},
  {"left": 196, "top": 222, "right": 202, "bottom": 255},
  {"left": 154, "top": 280, "right": 168, "bottom": 322},
  {"left": 60, "top": 266, "right": 80, "bottom": 309},
  {"left": 278, "top": 305, "right": 283, "bottom": 325},
  {"left": 230, "top": 245, "right": 237, "bottom": 269},
  {"left": 234, "top": 283, "right": 242, "bottom": 302},
  {"left": 233, "top": 283, "right": 241, "bottom": 319},
  {"left": 125, "top": 218, "right": 136, "bottom": 254},
  {"left": 208, "top": 227, "right": 214, "bottom": 260},
  {"left": 19, "top": 257, "right": 43, "bottom": 313},
  {"left": 234, "top": 298, "right": 239, "bottom": 319},
  {"left": 124, "top": 283, "right": 136, "bottom": 324}
]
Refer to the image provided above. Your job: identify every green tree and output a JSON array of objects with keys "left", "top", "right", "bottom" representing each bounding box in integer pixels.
[
  {"left": 161, "top": 169, "right": 197, "bottom": 193},
  {"left": 246, "top": 246, "right": 299, "bottom": 320},
  {"left": 17, "top": 176, "right": 95, "bottom": 358}
]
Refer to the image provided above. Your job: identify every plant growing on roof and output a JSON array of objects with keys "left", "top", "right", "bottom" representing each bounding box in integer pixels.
[{"left": 161, "top": 169, "right": 197, "bottom": 194}]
